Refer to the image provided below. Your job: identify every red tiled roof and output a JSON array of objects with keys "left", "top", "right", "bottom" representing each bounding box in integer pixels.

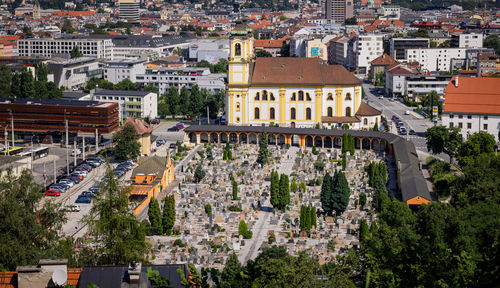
[
  {"left": 371, "top": 53, "right": 398, "bottom": 66},
  {"left": 0, "top": 272, "right": 17, "bottom": 288},
  {"left": 387, "top": 66, "right": 414, "bottom": 75},
  {"left": 444, "top": 77, "right": 500, "bottom": 115},
  {"left": 123, "top": 117, "right": 153, "bottom": 135},
  {"left": 254, "top": 39, "right": 283, "bottom": 48},
  {"left": 251, "top": 58, "right": 362, "bottom": 85}
]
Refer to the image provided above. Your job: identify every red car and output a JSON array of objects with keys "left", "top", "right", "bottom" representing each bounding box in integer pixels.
[
  {"left": 45, "top": 190, "right": 61, "bottom": 197},
  {"left": 151, "top": 119, "right": 160, "bottom": 125}
]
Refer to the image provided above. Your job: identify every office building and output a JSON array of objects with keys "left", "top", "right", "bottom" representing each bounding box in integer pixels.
[
  {"left": 442, "top": 77, "right": 500, "bottom": 141},
  {"left": 119, "top": 0, "right": 140, "bottom": 22},
  {"left": 390, "top": 38, "right": 429, "bottom": 61},
  {"left": 103, "top": 59, "right": 146, "bottom": 84},
  {"left": 0, "top": 98, "right": 119, "bottom": 135},
  {"left": 17, "top": 38, "right": 113, "bottom": 59},
  {"left": 91, "top": 88, "right": 158, "bottom": 120}
]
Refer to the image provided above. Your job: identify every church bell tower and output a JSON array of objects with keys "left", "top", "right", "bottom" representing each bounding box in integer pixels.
[{"left": 227, "top": 19, "right": 254, "bottom": 125}]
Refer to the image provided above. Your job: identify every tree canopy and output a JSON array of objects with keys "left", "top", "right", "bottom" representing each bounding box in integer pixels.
[{"left": 113, "top": 123, "right": 141, "bottom": 160}]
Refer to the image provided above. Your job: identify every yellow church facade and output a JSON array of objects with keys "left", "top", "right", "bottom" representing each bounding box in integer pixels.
[{"left": 226, "top": 22, "right": 381, "bottom": 130}]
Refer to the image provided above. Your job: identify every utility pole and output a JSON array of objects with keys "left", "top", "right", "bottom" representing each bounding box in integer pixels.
[
  {"left": 43, "top": 160, "right": 46, "bottom": 187},
  {"left": 207, "top": 106, "right": 210, "bottom": 125},
  {"left": 73, "top": 139, "right": 77, "bottom": 167},
  {"left": 66, "top": 119, "right": 69, "bottom": 175},
  {"left": 10, "top": 111, "right": 14, "bottom": 152},
  {"left": 53, "top": 158, "right": 56, "bottom": 184},
  {"left": 4, "top": 127, "right": 8, "bottom": 156},
  {"left": 82, "top": 135, "right": 85, "bottom": 161},
  {"left": 30, "top": 136, "right": 33, "bottom": 170},
  {"left": 95, "top": 128, "right": 99, "bottom": 153}
]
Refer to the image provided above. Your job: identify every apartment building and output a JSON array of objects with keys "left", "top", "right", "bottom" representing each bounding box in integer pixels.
[
  {"left": 478, "top": 52, "right": 500, "bottom": 75},
  {"left": 119, "top": 0, "right": 140, "bottom": 22},
  {"left": 17, "top": 38, "right": 113, "bottom": 59},
  {"left": 405, "top": 48, "right": 465, "bottom": 72},
  {"left": 325, "top": 0, "right": 353, "bottom": 24},
  {"left": 390, "top": 38, "right": 429, "bottom": 61},
  {"left": 451, "top": 33, "right": 483, "bottom": 49},
  {"left": 352, "top": 34, "right": 384, "bottom": 75},
  {"left": 91, "top": 88, "right": 158, "bottom": 120},
  {"left": 442, "top": 77, "right": 500, "bottom": 141},
  {"left": 103, "top": 59, "right": 146, "bottom": 84},
  {"left": 135, "top": 66, "right": 226, "bottom": 95},
  {"left": 47, "top": 57, "right": 102, "bottom": 89}
]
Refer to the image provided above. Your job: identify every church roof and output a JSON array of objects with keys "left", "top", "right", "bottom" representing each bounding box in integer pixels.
[
  {"left": 250, "top": 57, "right": 362, "bottom": 86},
  {"left": 355, "top": 102, "right": 382, "bottom": 116},
  {"left": 321, "top": 116, "right": 360, "bottom": 123}
]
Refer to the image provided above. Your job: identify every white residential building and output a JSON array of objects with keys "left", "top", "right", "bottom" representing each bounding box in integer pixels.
[
  {"left": 135, "top": 66, "right": 226, "bottom": 95},
  {"left": 91, "top": 88, "right": 158, "bottom": 120},
  {"left": 405, "top": 48, "right": 465, "bottom": 72},
  {"left": 442, "top": 77, "right": 500, "bottom": 141},
  {"left": 103, "top": 59, "right": 146, "bottom": 84},
  {"left": 47, "top": 57, "right": 101, "bottom": 89},
  {"left": 353, "top": 34, "right": 384, "bottom": 75},
  {"left": 17, "top": 38, "right": 113, "bottom": 59},
  {"left": 451, "top": 32, "right": 483, "bottom": 49},
  {"left": 119, "top": 0, "right": 140, "bottom": 22}
]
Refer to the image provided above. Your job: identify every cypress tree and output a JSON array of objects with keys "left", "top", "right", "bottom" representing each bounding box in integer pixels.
[
  {"left": 359, "top": 219, "right": 369, "bottom": 243},
  {"left": 223, "top": 149, "right": 228, "bottom": 160},
  {"left": 270, "top": 171, "right": 279, "bottom": 208},
  {"left": 162, "top": 195, "right": 176, "bottom": 235},
  {"left": 311, "top": 206, "right": 317, "bottom": 229},
  {"left": 332, "top": 171, "right": 350, "bottom": 216},
  {"left": 320, "top": 172, "right": 333, "bottom": 215},
  {"left": 299, "top": 205, "right": 305, "bottom": 231},
  {"left": 232, "top": 180, "right": 238, "bottom": 200},
  {"left": 256, "top": 131, "right": 269, "bottom": 165},
  {"left": 359, "top": 192, "right": 367, "bottom": 209},
  {"left": 148, "top": 197, "right": 162, "bottom": 235},
  {"left": 305, "top": 205, "right": 312, "bottom": 231},
  {"left": 278, "top": 173, "right": 289, "bottom": 210}
]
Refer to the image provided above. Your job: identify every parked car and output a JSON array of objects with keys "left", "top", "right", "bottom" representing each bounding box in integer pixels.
[
  {"left": 409, "top": 129, "right": 416, "bottom": 135},
  {"left": 65, "top": 205, "right": 80, "bottom": 212},
  {"left": 45, "top": 190, "right": 61, "bottom": 197},
  {"left": 77, "top": 165, "right": 92, "bottom": 172},
  {"left": 71, "top": 149, "right": 82, "bottom": 156},
  {"left": 168, "top": 126, "right": 179, "bottom": 132},
  {"left": 176, "top": 122, "right": 185, "bottom": 129},
  {"left": 73, "top": 168, "right": 88, "bottom": 176},
  {"left": 80, "top": 191, "right": 96, "bottom": 198},
  {"left": 89, "top": 187, "right": 100, "bottom": 194},
  {"left": 52, "top": 183, "right": 70, "bottom": 191},
  {"left": 399, "top": 129, "right": 407, "bottom": 135},
  {"left": 151, "top": 119, "right": 160, "bottom": 125},
  {"left": 72, "top": 173, "right": 84, "bottom": 180},
  {"left": 169, "top": 143, "right": 176, "bottom": 149},
  {"left": 75, "top": 196, "right": 91, "bottom": 204},
  {"left": 405, "top": 110, "right": 410, "bottom": 115},
  {"left": 58, "top": 179, "right": 75, "bottom": 188}
]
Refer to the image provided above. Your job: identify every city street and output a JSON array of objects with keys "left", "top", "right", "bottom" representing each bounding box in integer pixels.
[{"left": 362, "top": 83, "right": 449, "bottom": 162}]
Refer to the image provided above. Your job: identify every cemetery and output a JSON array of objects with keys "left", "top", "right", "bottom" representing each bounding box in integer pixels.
[{"left": 149, "top": 134, "right": 394, "bottom": 269}]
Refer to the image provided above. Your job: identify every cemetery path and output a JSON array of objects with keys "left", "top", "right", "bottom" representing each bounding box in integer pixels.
[
  {"left": 277, "top": 146, "right": 299, "bottom": 175},
  {"left": 240, "top": 147, "right": 300, "bottom": 263}
]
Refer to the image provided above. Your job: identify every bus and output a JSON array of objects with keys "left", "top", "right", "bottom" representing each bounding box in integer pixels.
[
  {"left": 18, "top": 147, "right": 49, "bottom": 160},
  {"left": 1, "top": 147, "right": 24, "bottom": 156}
]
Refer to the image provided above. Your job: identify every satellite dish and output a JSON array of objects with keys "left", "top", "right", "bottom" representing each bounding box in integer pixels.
[{"left": 52, "top": 269, "right": 67, "bottom": 286}]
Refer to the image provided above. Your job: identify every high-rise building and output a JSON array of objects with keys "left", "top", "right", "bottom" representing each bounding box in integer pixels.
[
  {"left": 325, "top": 0, "right": 353, "bottom": 24},
  {"left": 119, "top": 0, "right": 140, "bottom": 22}
]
